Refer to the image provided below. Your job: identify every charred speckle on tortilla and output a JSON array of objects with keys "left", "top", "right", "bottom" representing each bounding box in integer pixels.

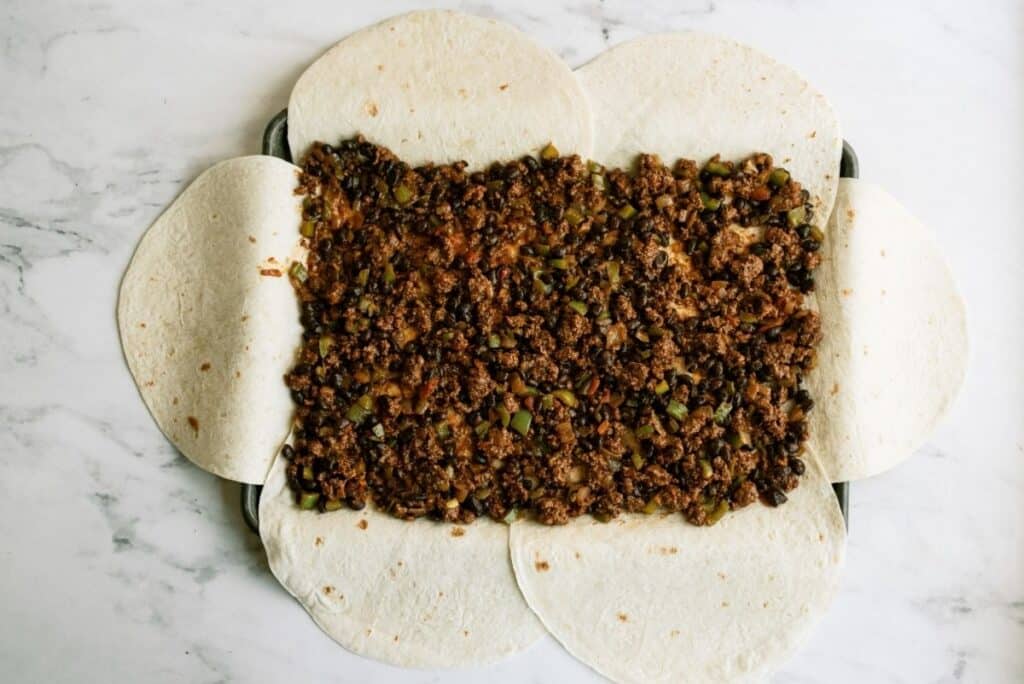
[{"left": 282, "top": 136, "right": 822, "bottom": 526}]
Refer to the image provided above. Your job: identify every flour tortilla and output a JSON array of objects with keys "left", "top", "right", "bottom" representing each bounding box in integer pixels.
[
  {"left": 260, "top": 453, "right": 544, "bottom": 667},
  {"left": 287, "top": 10, "right": 593, "bottom": 168},
  {"left": 578, "top": 32, "right": 842, "bottom": 228},
  {"left": 806, "top": 179, "right": 967, "bottom": 481},
  {"left": 118, "top": 156, "right": 304, "bottom": 483},
  {"left": 510, "top": 451, "right": 845, "bottom": 684}
]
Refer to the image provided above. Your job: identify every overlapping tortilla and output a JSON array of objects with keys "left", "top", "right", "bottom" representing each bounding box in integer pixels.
[
  {"left": 807, "top": 179, "right": 967, "bottom": 481},
  {"left": 118, "top": 156, "right": 304, "bottom": 484},
  {"left": 510, "top": 452, "right": 845, "bottom": 684},
  {"left": 260, "top": 452, "right": 543, "bottom": 667},
  {"left": 287, "top": 10, "right": 593, "bottom": 168}
]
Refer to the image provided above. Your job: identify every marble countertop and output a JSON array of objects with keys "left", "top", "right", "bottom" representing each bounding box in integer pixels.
[{"left": 2, "top": 1, "right": 1021, "bottom": 681}]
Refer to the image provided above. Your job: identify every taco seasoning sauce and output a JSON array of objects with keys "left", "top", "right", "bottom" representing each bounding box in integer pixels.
[{"left": 283, "top": 137, "right": 822, "bottom": 526}]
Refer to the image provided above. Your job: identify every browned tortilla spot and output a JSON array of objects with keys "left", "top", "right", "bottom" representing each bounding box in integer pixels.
[
  {"left": 248, "top": 235, "right": 256, "bottom": 243},
  {"left": 187, "top": 416, "right": 199, "bottom": 432},
  {"left": 314, "top": 536, "right": 324, "bottom": 546},
  {"left": 365, "top": 101, "right": 379, "bottom": 117},
  {"left": 617, "top": 613, "right": 628, "bottom": 622},
  {"left": 259, "top": 268, "right": 282, "bottom": 277},
  {"left": 451, "top": 527, "right": 465, "bottom": 537},
  {"left": 535, "top": 560, "right": 550, "bottom": 572},
  {"left": 200, "top": 362, "right": 211, "bottom": 371},
  {"left": 357, "top": 519, "right": 368, "bottom": 530}
]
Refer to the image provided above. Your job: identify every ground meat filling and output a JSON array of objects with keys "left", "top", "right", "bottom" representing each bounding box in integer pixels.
[{"left": 283, "top": 137, "right": 822, "bottom": 526}]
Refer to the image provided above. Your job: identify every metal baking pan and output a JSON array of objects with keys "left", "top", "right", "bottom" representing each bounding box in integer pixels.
[{"left": 242, "top": 108, "right": 854, "bottom": 533}]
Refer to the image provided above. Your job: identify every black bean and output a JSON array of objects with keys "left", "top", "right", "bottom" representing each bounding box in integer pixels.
[
  {"left": 767, "top": 488, "right": 788, "bottom": 507},
  {"left": 794, "top": 389, "right": 814, "bottom": 411}
]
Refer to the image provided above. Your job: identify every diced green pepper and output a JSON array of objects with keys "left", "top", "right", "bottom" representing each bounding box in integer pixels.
[
  {"left": 393, "top": 184, "right": 414, "bottom": 205},
  {"left": 289, "top": 262, "right": 308, "bottom": 283},
  {"left": 787, "top": 206, "right": 806, "bottom": 227},
  {"left": 769, "top": 168, "right": 790, "bottom": 187},
  {"left": 704, "top": 160, "right": 731, "bottom": 177},
  {"left": 318, "top": 334, "right": 334, "bottom": 358},
  {"left": 552, "top": 389, "right": 578, "bottom": 408},
  {"left": 666, "top": 400, "right": 688, "bottom": 421},
  {"left": 345, "top": 394, "right": 374, "bottom": 424},
  {"left": 705, "top": 499, "right": 730, "bottom": 525},
  {"left": 607, "top": 261, "right": 621, "bottom": 286},
  {"left": 700, "top": 192, "right": 721, "bottom": 211},
  {"left": 496, "top": 405, "right": 511, "bottom": 428},
  {"left": 510, "top": 410, "right": 533, "bottom": 436},
  {"left": 549, "top": 257, "right": 570, "bottom": 270}
]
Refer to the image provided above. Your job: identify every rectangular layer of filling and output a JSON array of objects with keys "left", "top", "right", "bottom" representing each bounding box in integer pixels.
[{"left": 282, "top": 138, "right": 822, "bottom": 526}]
